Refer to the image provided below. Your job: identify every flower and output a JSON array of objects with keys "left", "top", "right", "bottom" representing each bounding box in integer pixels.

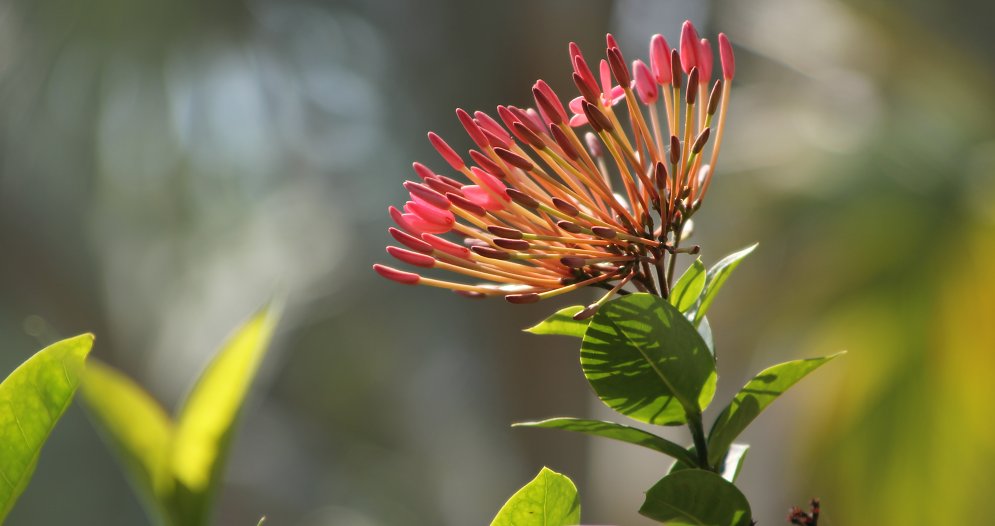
[{"left": 374, "top": 20, "right": 735, "bottom": 319}]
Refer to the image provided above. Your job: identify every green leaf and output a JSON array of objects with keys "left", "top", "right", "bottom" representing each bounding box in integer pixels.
[
  {"left": 490, "top": 466, "right": 580, "bottom": 526},
  {"left": 666, "top": 443, "right": 747, "bottom": 482},
  {"left": 670, "top": 259, "right": 706, "bottom": 313},
  {"left": 581, "top": 293, "right": 716, "bottom": 426},
  {"left": 0, "top": 334, "right": 94, "bottom": 522},
  {"left": 81, "top": 305, "right": 280, "bottom": 526},
  {"left": 524, "top": 306, "right": 588, "bottom": 338},
  {"left": 639, "top": 469, "right": 752, "bottom": 525},
  {"left": 81, "top": 360, "right": 174, "bottom": 522},
  {"left": 513, "top": 418, "right": 697, "bottom": 467},
  {"left": 693, "top": 244, "right": 757, "bottom": 326},
  {"left": 170, "top": 306, "right": 279, "bottom": 524},
  {"left": 707, "top": 352, "right": 844, "bottom": 466}
]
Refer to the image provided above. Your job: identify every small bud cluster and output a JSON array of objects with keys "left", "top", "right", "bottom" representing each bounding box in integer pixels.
[
  {"left": 374, "top": 21, "right": 736, "bottom": 318},
  {"left": 788, "top": 498, "right": 821, "bottom": 525}
]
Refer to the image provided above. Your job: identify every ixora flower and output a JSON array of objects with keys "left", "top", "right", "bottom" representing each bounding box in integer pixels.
[{"left": 374, "top": 21, "right": 735, "bottom": 320}]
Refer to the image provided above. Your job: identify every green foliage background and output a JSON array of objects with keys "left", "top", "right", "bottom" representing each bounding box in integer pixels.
[{"left": 0, "top": 0, "right": 994, "bottom": 524}]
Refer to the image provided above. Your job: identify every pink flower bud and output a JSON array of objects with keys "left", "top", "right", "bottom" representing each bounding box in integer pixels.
[
  {"left": 428, "top": 132, "right": 464, "bottom": 171},
  {"left": 387, "top": 246, "right": 435, "bottom": 268},
  {"left": 422, "top": 233, "right": 472, "bottom": 259},
  {"left": 650, "top": 34, "right": 672, "bottom": 85},
  {"left": 456, "top": 108, "right": 489, "bottom": 150},
  {"left": 679, "top": 20, "right": 700, "bottom": 75},
  {"left": 389, "top": 227, "right": 434, "bottom": 254},
  {"left": 534, "top": 80, "right": 568, "bottom": 125},
  {"left": 633, "top": 59, "right": 658, "bottom": 104},
  {"left": 718, "top": 33, "right": 735, "bottom": 80},
  {"left": 373, "top": 264, "right": 420, "bottom": 285},
  {"left": 698, "top": 38, "right": 713, "bottom": 85}
]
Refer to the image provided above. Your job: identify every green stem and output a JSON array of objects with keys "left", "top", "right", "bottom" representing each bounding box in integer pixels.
[{"left": 687, "top": 411, "right": 711, "bottom": 470}]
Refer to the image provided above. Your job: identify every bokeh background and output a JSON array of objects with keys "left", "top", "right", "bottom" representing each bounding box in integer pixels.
[{"left": 2, "top": 0, "right": 994, "bottom": 524}]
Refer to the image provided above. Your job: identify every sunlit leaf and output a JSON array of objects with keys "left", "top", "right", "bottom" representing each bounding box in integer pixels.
[
  {"left": 0, "top": 334, "right": 93, "bottom": 522},
  {"left": 721, "top": 444, "right": 749, "bottom": 483},
  {"left": 490, "top": 466, "right": 580, "bottom": 526},
  {"left": 670, "top": 259, "right": 706, "bottom": 313},
  {"left": 666, "top": 442, "right": 748, "bottom": 482},
  {"left": 170, "top": 306, "right": 279, "bottom": 524},
  {"left": 81, "top": 360, "right": 174, "bottom": 521},
  {"left": 513, "top": 418, "right": 697, "bottom": 467},
  {"left": 524, "top": 306, "right": 588, "bottom": 338},
  {"left": 693, "top": 244, "right": 757, "bottom": 326},
  {"left": 639, "top": 469, "right": 752, "bottom": 525},
  {"left": 581, "top": 294, "right": 716, "bottom": 426},
  {"left": 698, "top": 316, "right": 714, "bottom": 356},
  {"left": 707, "top": 352, "right": 844, "bottom": 466}
]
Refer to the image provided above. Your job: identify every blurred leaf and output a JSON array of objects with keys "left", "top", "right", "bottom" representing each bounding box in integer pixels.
[
  {"left": 671, "top": 259, "right": 706, "bottom": 313},
  {"left": 81, "top": 306, "right": 279, "bottom": 526},
  {"left": 693, "top": 244, "right": 757, "bottom": 326},
  {"left": 170, "top": 306, "right": 279, "bottom": 524},
  {"left": 513, "top": 418, "right": 697, "bottom": 467},
  {"left": 639, "top": 469, "right": 752, "bottom": 525},
  {"left": 707, "top": 353, "right": 843, "bottom": 467},
  {"left": 582, "top": 293, "right": 716, "bottom": 426},
  {"left": 490, "top": 466, "right": 580, "bottom": 526},
  {"left": 721, "top": 444, "right": 749, "bottom": 483},
  {"left": 524, "top": 306, "right": 588, "bottom": 338},
  {"left": 0, "top": 334, "right": 93, "bottom": 522},
  {"left": 81, "top": 360, "right": 174, "bottom": 522}
]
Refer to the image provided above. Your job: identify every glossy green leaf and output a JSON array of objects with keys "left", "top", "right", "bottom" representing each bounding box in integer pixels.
[
  {"left": 513, "top": 418, "right": 697, "bottom": 467},
  {"left": 491, "top": 466, "right": 580, "bottom": 526},
  {"left": 170, "top": 306, "right": 279, "bottom": 524},
  {"left": 670, "top": 259, "right": 706, "bottom": 313},
  {"left": 693, "top": 244, "right": 757, "bottom": 326},
  {"left": 640, "top": 469, "right": 752, "bottom": 525},
  {"left": 581, "top": 293, "right": 716, "bottom": 425},
  {"left": 0, "top": 334, "right": 93, "bottom": 522},
  {"left": 81, "top": 360, "right": 174, "bottom": 521},
  {"left": 524, "top": 306, "right": 588, "bottom": 338},
  {"left": 707, "top": 352, "right": 843, "bottom": 466}
]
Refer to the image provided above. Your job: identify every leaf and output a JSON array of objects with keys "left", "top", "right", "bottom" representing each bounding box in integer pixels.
[
  {"left": 581, "top": 294, "right": 716, "bottom": 426},
  {"left": 666, "top": 443, "right": 747, "bottom": 482},
  {"left": 697, "top": 316, "right": 714, "bottom": 356},
  {"left": 81, "top": 360, "right": 174, "bottom": 521},
  {"left": 81, "top": 305, "right": 280, "bottom": 526},
  {"left": 639, "top": 469, "right": 752, "bottom": 526},
  {"left": 490, "top": 466, "right": 580, "bottom": 526},
  {"left": 0, "top": 334, "right": 94, "bottom": 522},
  {"left": 670, "top": 259, "right": 706, "bottom": 313},
  {"left": 524, "top": 306, "right": 588, "bottom": 338},
  {"left": 693, "top": 244, "right": 758, "bottom": 326},
  {"left": 707, "top": 352, "right": 844, "bottom": 466},
  {"left": 720, "top": 444, "right": 749, "bottom": 483},
  {"left": 170, "top": 306, "right": 279, "bottom": 524},
  {"left": 513, "top": 418, "right": 697, "bottom": 467}
]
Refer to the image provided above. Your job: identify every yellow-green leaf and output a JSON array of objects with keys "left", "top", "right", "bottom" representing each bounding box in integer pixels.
[
  {"left": 0, "top": 334, "right": 93, "bottom": 522},
  {"left": 670, "top": 259, "right": 706, "bottom": 313},
  {"left": 490, "top": 467, "right": 580, "bottom": 526},
  {"left": 524, "top": 306, "right": 588, "bottom": 338},
  {"left": 170, "top": 306, "right": 279, "bottom": 523},
  {"left": 81, "top": 360, "right": 174, "bottom": 521}
]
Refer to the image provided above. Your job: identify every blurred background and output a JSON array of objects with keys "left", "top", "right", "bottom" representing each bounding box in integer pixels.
[{"left": 1, "top": 0, "right": 994, "bottom": 524}]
